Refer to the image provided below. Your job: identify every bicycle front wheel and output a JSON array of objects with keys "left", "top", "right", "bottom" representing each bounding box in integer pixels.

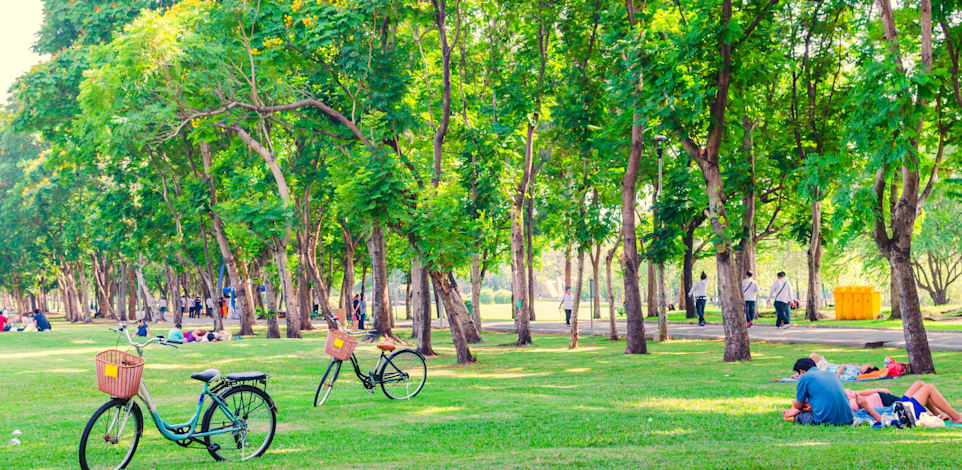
[
  {"left": 79, "top": 398, "right": 143, "bottom": 470},
  {"left": 314, "top": 358, "right": 342, "bottom": 407},
  {"left": 380, "top": 349, "right": 427, "bottom": 400},
  {"left": 202, "top": 385, "right": 276, "bottom": 462}
]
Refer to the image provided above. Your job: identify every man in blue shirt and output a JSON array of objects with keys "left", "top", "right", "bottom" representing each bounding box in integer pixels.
[
  {"left": 32, "top": 309, "right": 51, "bottom": 332},
  {"left": 783, "top": 357, "right": 854, "bottom": 425}
]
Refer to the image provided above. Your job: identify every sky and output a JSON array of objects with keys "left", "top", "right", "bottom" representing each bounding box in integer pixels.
[{"left": 0, "top": 0, "right": 47, "bottom": 106}]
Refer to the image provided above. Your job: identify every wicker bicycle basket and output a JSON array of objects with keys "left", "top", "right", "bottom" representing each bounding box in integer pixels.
[
  {"left": 324, "top": 328, "right": 359, "bottom": 361},
  {"left": 95, "top": 349, "right": 145, "bottom": 399}
]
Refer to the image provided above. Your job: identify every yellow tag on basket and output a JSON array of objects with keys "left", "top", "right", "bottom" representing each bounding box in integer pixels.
[
  {"left": 104, "top": 364, "right": 118, "bottom": 378},
  {"left": 333, "top": 338, "right": 344, "bottom": 348}
]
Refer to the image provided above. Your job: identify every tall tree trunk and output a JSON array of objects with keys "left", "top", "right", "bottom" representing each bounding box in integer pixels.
[
  {"left": 680, "top": 0, "right": 751, "bottom": 362},
  {"left": 657, "top": 262, "right": 668, "bottom": 341},
  {"left": 429, "top": 272, "right": 475, "bottom": 364},
  {"left": 199, "top": 142, "right": 250, "bottom": 334},
  {"left": 682, "top": 224, "right": 697, "bottom": 319},
  {"left": 605, "top": 235, "right": 622, "bottom": 341},
  {"left": 76, "top": 261, "right": 93, "bottom": 323},
  {"left": 340, "top": 225, "right": 356, "bottom": 313},
  {"left": 806, "top": 198, "right": 824, "bottom": 321},
  {"left": 411, "top": 257, "right": 435, "bottom": 355},
  {"left": 261, "top": 265, "right": 281, "bottom": 338},
  {"left": 127, "top": 267, "right": 137, "bottom": 322},
  {"left": 646, "top": 261, "right": 656, "bottom": 318},
  {"left": 135, "top": 256, "right": 156, "bottom": 322},
  {"left": 622, "top": 119, "right": 647, "bottom": 354},
  {"left": 592, "top": 243, "right": 602, "bottom": 319},
  {"left": 525, "top": 183, "right": 536, "bottom": 321},
  {"left": 167, "top": 266, "right": 183, "bottom": 325},
  {"left": 569, "top": 249, "right": 586, "bottom": 348},
  {"left": 236, "top": 259, "right": 257, "bottom": 333},
  {"left": 367, "top": 223, "right": 401, "bottom": 341},
  {"left": 272, "top": 236, "right": 301, "bottom": 339},
  {"left": 622, "top": 0, "right": 648, "bottom": 355},
  {"left": 889, "top": 263, "right": 901, "bottom": 319},
  {"left": 510, "top": 203, "right": 532, "bottom": 345},
  {"left": 450, "top": 273, "right": 482, "bottom": 343},
  {"left": 470, "top": 254, "right": 482, "bottom": 327},
  {"left": 116, "top": 263, "right": 127, "bottom": 321},
  {"left": 696, "top": 162, "right": 751, "bottom": 361},
  {"left": 871, "top": 0, "right": 936, "bottom": 375}
]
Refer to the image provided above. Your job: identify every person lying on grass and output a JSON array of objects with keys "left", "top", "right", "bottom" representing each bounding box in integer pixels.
[
  {"left": 899, "top": 380, "right": 962, "bottom": 424},
  {"left": 783, "top": 357, "right": 854, "bottom": 426},
  {"left": 845, "top": 388, "right": 901, "bottom": 424},
  {"left": 788, "top": 353, "right": 877, "bottom": 381}
]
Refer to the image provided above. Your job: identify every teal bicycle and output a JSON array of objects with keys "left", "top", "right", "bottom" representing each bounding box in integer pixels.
[{"left": 79, "top": 323, "right": 277, "bottom": 469}]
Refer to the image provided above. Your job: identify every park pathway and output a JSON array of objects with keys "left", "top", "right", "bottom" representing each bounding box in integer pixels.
[{"left": 479, "top": 320, "right": 962, "bottom": 352}]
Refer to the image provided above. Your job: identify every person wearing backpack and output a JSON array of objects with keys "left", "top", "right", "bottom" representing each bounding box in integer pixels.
[
  {"left": 769, "top": 271, "right": 797, "bottom": 328},
  {"left": 742, "top": 271, "right": 759, "bottom": 327}
]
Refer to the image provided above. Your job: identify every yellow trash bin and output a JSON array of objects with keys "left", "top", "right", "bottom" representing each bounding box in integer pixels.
[{"left": 832, "top": 286, "right": 881, "bottom": 320}]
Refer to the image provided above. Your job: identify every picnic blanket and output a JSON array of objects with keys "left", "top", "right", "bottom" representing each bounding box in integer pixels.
[{"left": 769, "top": 375, "right": 896, "bottom": 383}]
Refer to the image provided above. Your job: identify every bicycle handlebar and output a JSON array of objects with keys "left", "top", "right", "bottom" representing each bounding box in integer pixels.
[{"left": 110, "top": 322, "right": 180, "bottom": 352}]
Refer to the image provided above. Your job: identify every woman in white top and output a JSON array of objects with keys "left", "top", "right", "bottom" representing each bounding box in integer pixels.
[
  {"left": 742, "top": 271, "right": 759, "bottom": 327},
  {"left": 769, "top": 271, "right": 797, "bottom": 328},
  {"left": 559, "top": 287, "right": 574, "bottom": 327},
  {"left": 687, "top": 272, "right": 709, "bottom": 326}
]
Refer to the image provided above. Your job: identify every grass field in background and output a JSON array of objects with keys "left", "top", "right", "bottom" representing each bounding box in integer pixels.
[{"left": 1, "top": 320, "right": 961, "bottom": 468}]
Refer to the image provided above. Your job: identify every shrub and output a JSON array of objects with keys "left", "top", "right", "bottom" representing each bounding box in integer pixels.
[
  {"left": 479, "top": 287, "right": 496, "bottom": 304},
  {"left": 493, "top": 289, "right": 512, "bottom": 304}
]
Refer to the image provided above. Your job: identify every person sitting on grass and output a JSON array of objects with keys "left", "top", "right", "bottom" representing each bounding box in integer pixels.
[
  {"left": 0, "top": 310, "right": 8, "bottom": 332},
  {"left": 807, "top": 352, "right": 877, "bottom": 381},
  {"left": 32, "top": 309, "right": 51, "bottom": 332},
  {"left": 783, "top": 357, "right": 854, "bottom": 425},
  {"left": 135, "top": 319, "right": 149, "bottom": 337},
  {"left": 167, "top": 323, "right": 185, "bottom": 342},
  {"left": 899, "top": 380, "right": 962, "bottom": 424},
  {"left": 19, "top": 313, "right": 37, "bottom": 332}
]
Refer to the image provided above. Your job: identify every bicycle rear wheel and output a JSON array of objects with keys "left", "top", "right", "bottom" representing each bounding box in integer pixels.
[
  {"left": 202, "top": 385, "right": 276, "bottom": 461},
  {"left": 379, "top": 349, "right": 426, "bottom": 400},
  {"left": 314, "top": 358, "right": 342, "bottom": 407},
  {"left": 79, "top": 398, "right": 143, "bottom": 470}
]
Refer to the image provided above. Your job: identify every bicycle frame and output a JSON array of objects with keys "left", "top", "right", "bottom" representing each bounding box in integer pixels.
[
  {"left": 343, "top": 350, "right": 389, "bottom": 387},
  {"left": 110, "top": 324, "right": 244, "bottom": 441},
  {"left": 135, "top": 380, "right": 242, "bottom": 441}
]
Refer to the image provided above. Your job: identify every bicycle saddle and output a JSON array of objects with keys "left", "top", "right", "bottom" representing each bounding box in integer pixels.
[
  {"left": 226, "top": 371, "right": 267, "bottom": 381},
  {"left": 190, "top": 368, "right": 221, "bottom": 383},
  {"left": 376, "top": 342, "right": 396, "bottom": 352}
]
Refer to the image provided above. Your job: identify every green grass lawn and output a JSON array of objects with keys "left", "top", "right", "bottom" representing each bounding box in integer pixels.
[{"left": 2, "top": 320, "right": 962, "bottom": 469}]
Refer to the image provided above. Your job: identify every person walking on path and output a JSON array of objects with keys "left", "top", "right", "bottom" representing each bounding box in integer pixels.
[
  {"left": 560, "top": 286, "right": 574, "bottom": 326},
  {"left": 179, "top": 295, "right": 188, "bottom": 318},
  {"left": 206, "top": 296, "right": 214, "bottom": 317},
  {"left": 687, "top": 272, "right": 709, "bottom": 326},
  {"left": 770, "top": 271, "right": 797, "bottom": 328},
  {"left": 743, "top": 271, "right": 759, "bottom": 327},
  {"left": 358, "top": 293, "right": 367, "bottom": 330}
]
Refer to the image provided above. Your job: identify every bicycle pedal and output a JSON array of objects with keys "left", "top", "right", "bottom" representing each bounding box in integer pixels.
[{"left": 208, "top": 443, "right": 221, "bottom": 452}]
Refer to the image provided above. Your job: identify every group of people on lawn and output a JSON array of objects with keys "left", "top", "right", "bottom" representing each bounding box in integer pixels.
[
  {"left": 784, "top": 354, "right": 962, "bottom": 427},
  {"left": 0, "top": 308, "right": 51, "bottom": 333},
  {"left": 132, "top": 319, "right": 232, "bottom": 343}
]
